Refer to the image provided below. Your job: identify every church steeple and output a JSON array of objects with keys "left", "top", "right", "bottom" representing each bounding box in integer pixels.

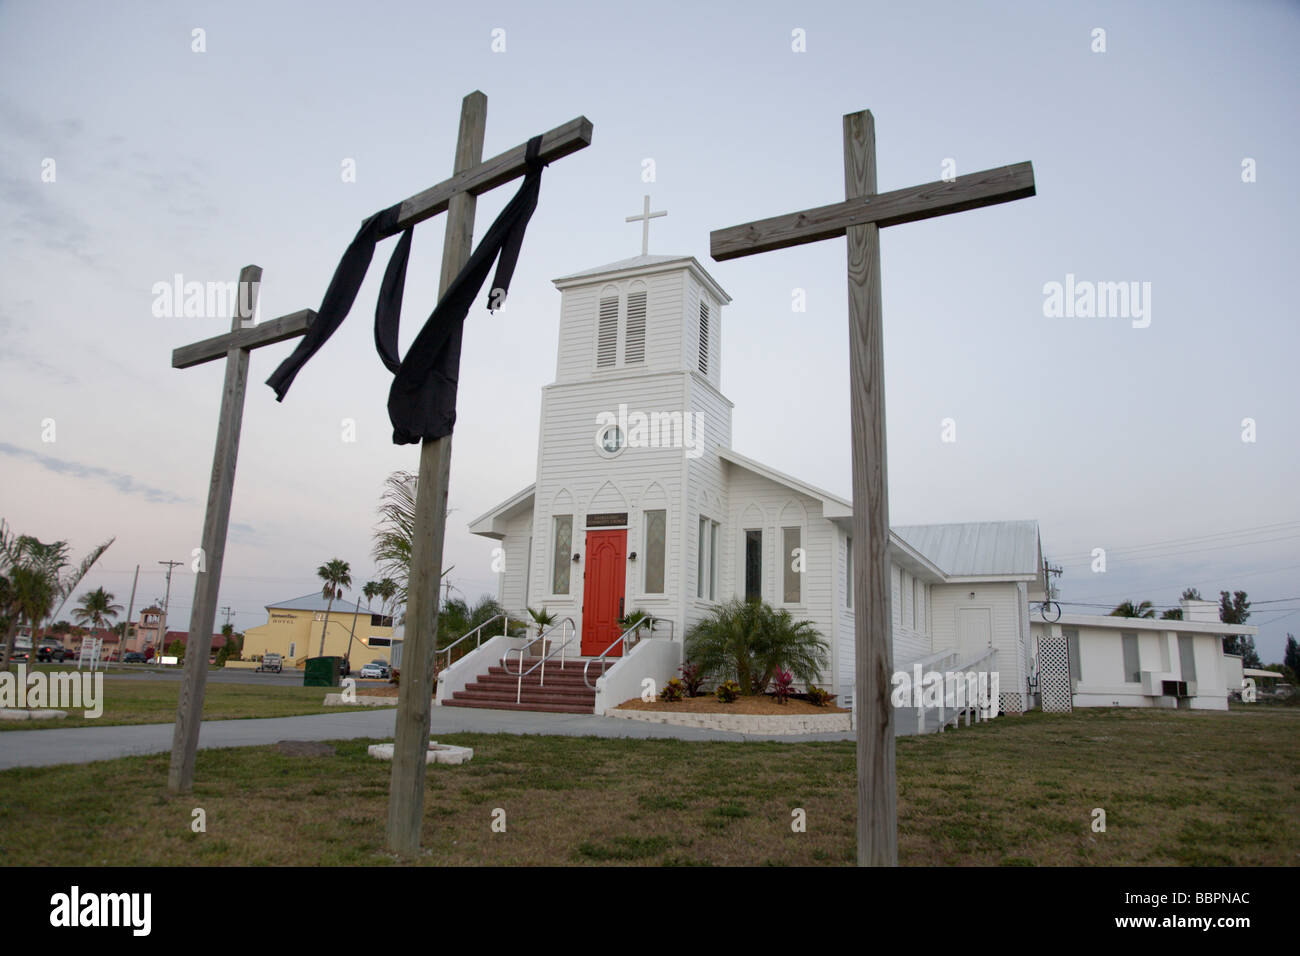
[{"left": 551, "top": 253, "right": 730, "bottom": 389}]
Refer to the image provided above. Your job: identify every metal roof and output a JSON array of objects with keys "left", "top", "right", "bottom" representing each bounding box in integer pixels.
[
  {"left": 552, "top": 253, "right": 731, "bottom": 303},
  {"left": 892, "top": 520, "right": 1041, "bottom": 578},
  {"left": 552, "top": 254, "right": 694, "bottom": 281},
  {"left": 266, "top": 591, "right": 358, "bottom": 612}
]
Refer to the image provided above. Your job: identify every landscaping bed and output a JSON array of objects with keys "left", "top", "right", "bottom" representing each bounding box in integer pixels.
[{"left": 615, "top": 695, "right": 847, "bottom": 715}]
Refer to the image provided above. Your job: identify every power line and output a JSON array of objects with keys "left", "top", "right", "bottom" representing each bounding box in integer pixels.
[
  {"left": 1055, "top": 532, "right": 1300, "bottom": 569},
  {"left": 1050, "top": 519, "right": 1300, "bottom": 562},
  {"left": 1061, "top": 561, "right": 1300, "bottom": 603}
]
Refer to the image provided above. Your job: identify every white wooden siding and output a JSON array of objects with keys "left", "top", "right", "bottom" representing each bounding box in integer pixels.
[{"left": 555, "top": 272, "right": 686, "bottom": 383}]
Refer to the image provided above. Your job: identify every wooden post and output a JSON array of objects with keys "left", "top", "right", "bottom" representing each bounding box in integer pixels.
[
  {"left": 386, "top": 91, "right": 487, "bottom": 856},
  {"left": 168, "top": 264, "right": 261, "bottom": 792},
  {"left": 709, "top": 109, "right": 1034, "bottom": 866},
  {"left": 844, "top": 111, "right": 898, "bottom": 866}
]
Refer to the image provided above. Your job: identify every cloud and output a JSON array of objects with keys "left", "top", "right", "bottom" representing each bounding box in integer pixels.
[
  {"left": 0, "top": 442, "right": 187, "bottom": 505},
  {"left": 0, "top": 306, "right": 79, "bottom": 385}
]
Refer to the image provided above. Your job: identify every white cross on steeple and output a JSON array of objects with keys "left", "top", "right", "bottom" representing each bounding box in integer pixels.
[{"left": 625, "top": 194, "right": 667, "bottom": 256}]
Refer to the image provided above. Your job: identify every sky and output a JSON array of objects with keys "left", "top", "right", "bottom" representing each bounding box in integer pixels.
[{"left": 1, "top": 0, "right": 1296, "bottom": 662}]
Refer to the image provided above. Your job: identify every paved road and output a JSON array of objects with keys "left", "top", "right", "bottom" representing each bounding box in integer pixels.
[
  {"left": 88, "top": 667, "right": 321, "bottom": 688},
  {"left": 0, "top": 706, "right": 854, "bottom": 770}
]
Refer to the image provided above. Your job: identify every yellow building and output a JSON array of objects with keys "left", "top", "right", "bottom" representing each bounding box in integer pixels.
[{"left": 241, "top": 592, "right": 398, "bottom": 668}]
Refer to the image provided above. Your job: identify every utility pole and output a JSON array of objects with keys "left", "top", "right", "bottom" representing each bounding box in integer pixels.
[
  {"left": 221, "top": 606, "right": 233, "bottom": 629},
  {"left": 121, "top": 565, "right": 140, "bottom": 658},
  {"left": 344, "top": 597, "right": 363, "bottom": 673},
  {"left": 158, "top": 560, "right": 183, "bottom": 663}
]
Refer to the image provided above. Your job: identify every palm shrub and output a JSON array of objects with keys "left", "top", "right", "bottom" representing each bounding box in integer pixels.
[
  {"left": 684, "top": 599, "right": 827, "bottom": 696},
  {"left": 438, "top": 594, "right": 504, "bottom": 651},
  {"left": 526, "top": 605, "right": 556, "bottom": 652}
]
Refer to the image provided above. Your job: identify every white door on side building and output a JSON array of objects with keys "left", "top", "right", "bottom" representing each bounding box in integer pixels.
[{"left": 957, "top": 608, "right": 992, "bottom": 662}]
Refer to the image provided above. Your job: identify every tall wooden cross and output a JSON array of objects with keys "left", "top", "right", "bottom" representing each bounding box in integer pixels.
[
  {"left": 376, "top": 91, "right": 591, "bottom": 856},
  {"left": 166, "top": 269, "right": 315, "bottom": 793},
  {"left": 710, "top": 110, "right": 1035, "bottom": 866},
  {"left": 626, "top": 194, "right": 666, "bottom": 255}
]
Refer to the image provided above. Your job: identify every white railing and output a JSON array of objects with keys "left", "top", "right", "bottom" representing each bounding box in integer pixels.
[
  {"left": 436, "top": 612, "right": 515, "bottom": 670},
  {"left": 583, "top": 616, "right": 674, "bottom": 690},
  {"left": 502, "top": 618, "right": 577, "bottom": 704},
  {"left": 914, "top": 646, "right": 1000, "bottom": 733}
]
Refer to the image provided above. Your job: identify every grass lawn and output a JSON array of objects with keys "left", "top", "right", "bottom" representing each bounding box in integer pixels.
[
  {"left": 0, "top": 676, "right": 384, "bottom": 730},
  {"left": 0, "top": 706, "right": 1296, "bottom": 866}
]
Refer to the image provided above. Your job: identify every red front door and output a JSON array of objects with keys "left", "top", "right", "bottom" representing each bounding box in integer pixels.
[{"left": 581, "top": 529, "right": 627, "bottom": 656}]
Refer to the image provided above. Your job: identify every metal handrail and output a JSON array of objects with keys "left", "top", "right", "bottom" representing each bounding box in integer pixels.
[
  {"left": 437, "top": 612, "right": 513, "bottom": 668},
  {"left": 503, "top": 617, "right": 577, "bottom": 703},
  {"left": 583, "top": 616, "right": 674, "bottom": 690}
]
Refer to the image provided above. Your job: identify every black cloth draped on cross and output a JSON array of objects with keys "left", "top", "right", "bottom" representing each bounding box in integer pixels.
[{"left": 266, "top": 135, "right": 546, "bottom": 445}]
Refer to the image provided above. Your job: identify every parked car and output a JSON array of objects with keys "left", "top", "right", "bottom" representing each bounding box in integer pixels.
[
  {"left": 257, "top": 653, "right": 283, "bottom": 673},
  {"left": 359, "top": 660, "right": 389, "bottom": 679},
  {"left": 123, "top": 651, "right": 146, "bottom": 664}
]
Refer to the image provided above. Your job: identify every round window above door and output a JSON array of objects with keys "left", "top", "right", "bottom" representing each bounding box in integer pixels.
[{"left": 597, "top": 424, "right": 626, "bottom": 457}]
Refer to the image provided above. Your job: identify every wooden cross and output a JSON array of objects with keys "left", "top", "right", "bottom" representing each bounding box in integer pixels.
[
  {"left": 625, "top": 194, "right": 666, "bottom": 255},
  {"left": 166, "top": 269, "right": 315, "bottom": 793},
  {"left": 378, "top": 91, "right": 591, "bottom": 856},
  {"left": 710, "top": 110, "right": 1035, "bottom": 866}
]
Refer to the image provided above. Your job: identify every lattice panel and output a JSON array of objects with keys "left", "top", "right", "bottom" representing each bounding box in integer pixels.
[
  {"left": 1039, "top": 634, "right": 1072, "bottom": 712},
  {"left": 999, "top": 692, "right": 1024, "bottom": 714}
]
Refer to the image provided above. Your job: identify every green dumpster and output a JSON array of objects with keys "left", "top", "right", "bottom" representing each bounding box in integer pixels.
[{"left": 304, "top": 656, "right": 342, "bottom": 687}]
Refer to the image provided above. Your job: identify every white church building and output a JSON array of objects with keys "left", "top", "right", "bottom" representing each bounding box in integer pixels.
[{"left": 439, "top": 242, "right": 1058, "bottom": 724}]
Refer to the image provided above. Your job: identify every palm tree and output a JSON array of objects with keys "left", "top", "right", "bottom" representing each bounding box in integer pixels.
[
  {"left": 1110, "top": 600, "right": 1156, "bottom": 619},
  {"left": 3, "top": 566, "right": 54, "bottom": 668},
  {"left": 377, "top": 578, "right": 398, "bottom": 624},
  {"left": 316, "top": 559, "right": 352, "bottom": 657},
  {"left": 685, "top": 599, "right": 828, "bottom": 696},
  {"left": 371, "top": 472, "right": 416, "bottom": 608},
  {"left": 1, "top": 522, "right": 113, "bottom": 670},
  {"left": 362, "top": 580, "right": 380, "bottom": 614},
  {"left": 72, "top": 587, "right": 123, "bottom": 633}
]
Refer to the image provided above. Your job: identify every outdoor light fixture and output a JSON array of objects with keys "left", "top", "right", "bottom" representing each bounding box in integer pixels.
[
  {"left": 628, "top": 551, "right": 637, "bottom": 561},
  {"left": 572, "top": 553, "right": 581, "bottom": 562}
]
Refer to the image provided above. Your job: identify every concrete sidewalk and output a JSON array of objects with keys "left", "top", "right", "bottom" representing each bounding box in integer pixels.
[{"left": 0, "top": 705, "right": 854, "bottom": 770}]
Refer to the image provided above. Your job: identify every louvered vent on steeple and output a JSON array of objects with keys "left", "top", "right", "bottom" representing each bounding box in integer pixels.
[
  {"left": 697, "top": 300, "right": 710, "bottom": 374},
  {"left": 596, "top": 295, "right": 618, "bottom": 368},
  {"left": 624, "top": 291, "right": 647, "bottom": 365}
]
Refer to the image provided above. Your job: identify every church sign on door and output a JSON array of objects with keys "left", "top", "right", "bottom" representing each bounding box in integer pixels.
[{"left": 586, "top": 513, "right": 628, "bottom": 528}]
